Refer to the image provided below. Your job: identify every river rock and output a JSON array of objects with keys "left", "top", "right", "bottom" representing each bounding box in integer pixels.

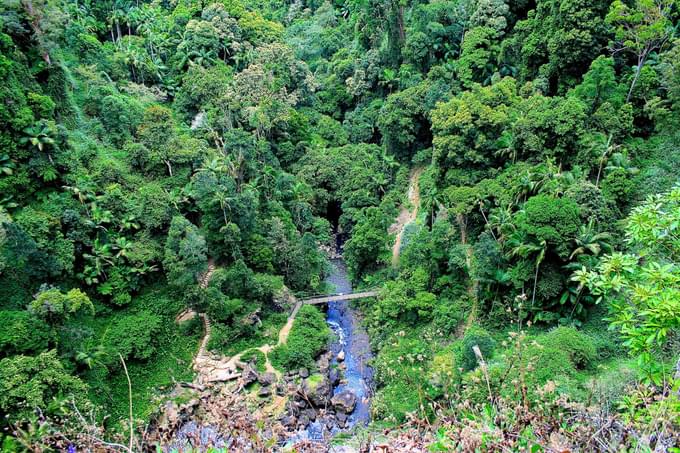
[
  {"left": 337, "top": 350, "right": 345, "bottom": 362},
  {"left": 258, "top": 372, "right": 277, "bottom": 386},
  {"left": 331, "top": 390, "right": 357, "bottom": 413},
  {"left": 318, "top": 352, "right": 331, "bottom": 373},
  {"left": 205, "top": 366, "right": 240, "bottom": 383},
  {"left": 299, "top": 368, "right": 309, "bottom": 378},
  {"left": 280, "top": 414, "right": 296, "bottom": 428},
  {"left": 336, "top": 412, "right": 347, "bottom": 423},
  {"left": 272, "top": 286, "right": 296, "bottom": 311},
  {"left": 329, "top": 368, "right": 339, "bottom": 386},
  {"left": 258, "top": 386, "right": 272, "bottom": 398},
  {"left": 302, "top": 374, "right": 331, "bottom": 407},
  {"left": 158, "top": 401, "right": 181, "bottom": 430},
  {"left": 302, "top": 408, "right": 317, "bottom": 421},
  {"left": 298, "top": 414, "right": 310, "bottom": 427},
  {"left": 241, "top": 365, "right": 258, "bottom": 386}
]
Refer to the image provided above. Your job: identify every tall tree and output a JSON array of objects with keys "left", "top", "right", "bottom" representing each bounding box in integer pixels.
[{"left": 606, "top": 0, "right": 676, "bottom": 101}]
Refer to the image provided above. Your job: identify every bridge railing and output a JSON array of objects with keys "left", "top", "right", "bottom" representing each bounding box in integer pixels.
[{"left": 296, "top": 288, "right": 380, "bottom": 302}]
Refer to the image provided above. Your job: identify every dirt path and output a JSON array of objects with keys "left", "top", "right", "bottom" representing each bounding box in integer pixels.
[
  {"left": 193, "top": 280, "right": 301, "bottom": 384},
  {"left": 196, "top": 259, "right": 216, "bottom": 360},
  {"left": 390, "top": 168, "right": 424, "bottom": 267},
  {"left": 225, "top": 300, "right": 303, "bottom": 377},
  {"left": 278, "top": 300, "right": 302, "bottom": 345}
]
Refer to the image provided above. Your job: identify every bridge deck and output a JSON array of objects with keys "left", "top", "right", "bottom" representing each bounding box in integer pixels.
[{"left": 301, "top": 290, "right": 378, "bottom": 305}]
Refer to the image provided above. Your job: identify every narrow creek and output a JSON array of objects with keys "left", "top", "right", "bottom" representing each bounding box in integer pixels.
[
  {"left": 291, "top": 256, "right": 375, "bottom": 444},
  {"left": 325, "top": 258, "right": 374, "bottom": 427}
]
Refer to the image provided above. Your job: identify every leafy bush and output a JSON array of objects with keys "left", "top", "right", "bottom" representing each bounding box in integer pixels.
[
  {"left": 103, "top": 311, "right": 161, "bottom": 363},
  {"left": 372, "top": 381, "right": 425, "bottom": 423},
  {"left": 433, "top": 297, "right": 468, "bottom": 335},
  {"left": 0, "top": 350, "right": 89, "bottom": 422},
  {"left": 240, "top": 349, "right": 267, "bottom": 373},
  {"left": 459, "top": 327, "right": 496, "bottom": 371},
  {"left": 270, "top": 305, "right": 329, "bottom": 371},
  {"left": 540, "top": 326, "right": 597, "bottom": 369},
  {"left": 524, "top": 344, "right": 575, "bottom": 385},
  {"left": 178, "top": 315, "right": 202, "bottom": 337},
  {"left": 372, "top": 335, "right": 441, "bottom": 421},
  {"left": 0, "top": 310, "right": 50, "bottom": 356}
]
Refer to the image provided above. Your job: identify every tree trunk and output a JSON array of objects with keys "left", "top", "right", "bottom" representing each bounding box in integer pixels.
[
  {"left": 165, "top": 160, "right": 173, "bottom": 177},
  {"left": 595, "top": 133, "right": 613, "bottom": 187},
  {"left": 456, "top": 213, "right": 467, "bottom": 245},
  {"left": 531, "top": 263, "right": 540, "bottom": 311},
  {"left": 626, "top": 55, "right": 646, "bottom": 103}
]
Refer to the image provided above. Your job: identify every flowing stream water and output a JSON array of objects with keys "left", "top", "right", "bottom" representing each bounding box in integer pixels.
[{"left": 325, "top": 258, "right": 374, "bottom": 426}]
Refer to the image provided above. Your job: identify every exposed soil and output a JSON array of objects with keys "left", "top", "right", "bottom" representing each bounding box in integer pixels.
[{"left": 390, "top": 167, "right": 424, "bottom": 266}]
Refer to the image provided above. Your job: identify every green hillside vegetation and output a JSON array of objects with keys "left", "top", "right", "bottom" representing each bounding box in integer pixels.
[{"left": 0, "top": 0, "right": 678, "bottom": 450}]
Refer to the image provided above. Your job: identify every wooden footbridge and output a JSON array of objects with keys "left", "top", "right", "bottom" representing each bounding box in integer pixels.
[
  {"left": 284, "top": 289, "right": 379, "bottom": 327},
  {"left": 300, "top": 290, "right": 379, "bottom": 305}
]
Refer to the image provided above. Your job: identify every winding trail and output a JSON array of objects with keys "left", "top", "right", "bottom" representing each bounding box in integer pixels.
[
  {"left": 196, "top": 259, "right": 216, "bottom": 360},
  {"left": 192, "top": 261, "right": 298, "bottom": 384},
  {"left": 390, "top": 167, "right": 424, "bottom": 266},
  {"left": 191, "top": 264, "right": 374, "bottom": 385}
]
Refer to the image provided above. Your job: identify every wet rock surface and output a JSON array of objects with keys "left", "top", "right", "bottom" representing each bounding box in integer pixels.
[{"left": 331, "top": 390, "right": 357, "bottom": 414}]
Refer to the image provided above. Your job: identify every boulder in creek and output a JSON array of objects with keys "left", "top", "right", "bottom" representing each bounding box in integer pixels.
[
  {"left": 258, "top": 372, "right": 277, "bottom": 386},
  {"left": 302, "top": 408, "right": 317, "bottom": 421},
  {"left": 258, "top": 386, "right": 272, "bottom": 398},
  {"left": 329, "top": 368, "right": 339, "bottom": 386},
  {"left": 331, "top": 390, "right": 357, "bottom": 414},
  {"left": 298, "top": 414, "right": 310, "bottom": 428},
  {"left": 299, "top": 367, "right": 309, "bottom": 378},
  {"left": 280, "top": 414, "right": 296, "bottom": 428},
  {"left": 205, "top": 366, "right": 240, "bottom": 383},
  {"left": 241, "top": 365, "right": 258, "bottom": 386},
  {"left": 302, "top": 374, "right": 331, "bottom": 407},
  {"left": 318, "top": 352, "right": 331, "bottom": 373},
  {"left": 337, "top": 350, "right": 345, "bottom": 362}
]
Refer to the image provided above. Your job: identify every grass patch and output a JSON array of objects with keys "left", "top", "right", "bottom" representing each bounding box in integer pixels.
[{"left": 241, "top": 348, "right": 267, "bottom": 373}]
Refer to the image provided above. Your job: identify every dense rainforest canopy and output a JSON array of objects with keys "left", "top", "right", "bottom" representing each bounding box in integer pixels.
[{"left": 0, "top": 0, "right": 679, "bottom": 451}]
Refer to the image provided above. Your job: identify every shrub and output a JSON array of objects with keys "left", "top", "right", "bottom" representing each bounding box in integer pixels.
[
  {"left": 241, "top": 349, "right": 267, "bottom": 373},
  {"left": 103, "top": 311, "right": 161, "bottom": 363},
  {"left": 270, "top": 305, "right": 329, "bottom": 371},
  {"left": 0, "top": 350, "right": 89, "bottom": 422},
  {"left": 540, "top": 326, "right": 597, "bottom": 369},
  {"left": 0, "top": 310, "right": 50, "bottom": 356},
  {"left": 524, "top": 344, "right": 575, "bottom": 385},
  {"left": 178, "top": 315, "right": 202, "bottom": 337},
  {"left": 433, "top": 297, "right": 468, "bottom": 335},
  {"left": 459, "top": 327, "right": 496, "bottom": 371},
  {"left": 372, "top": 335, "right": 440, "bottom": 421},
  {"left": 372, "top": 381, "right": 425, "bottom": 423}
]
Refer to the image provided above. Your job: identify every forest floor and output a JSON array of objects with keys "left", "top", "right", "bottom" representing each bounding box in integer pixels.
[{"left": 390, "top": 167, "right": 424, "bottom": 267}]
